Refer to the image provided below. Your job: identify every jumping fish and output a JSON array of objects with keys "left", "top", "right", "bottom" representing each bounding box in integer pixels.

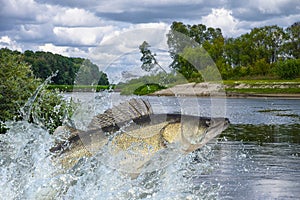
[{"left": 50, "top": 98, "right": 230, "bottom": 175}]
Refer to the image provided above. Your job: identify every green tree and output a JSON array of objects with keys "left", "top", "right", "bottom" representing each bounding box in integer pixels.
[
  {"left": 22, "top": 50, "right": 109, "bottom": 86},
  {"left": 0, "top": 48, "right": 39, "bottom": 123},
  {"left": 251, "top": 59, "right": 271, "bottom": 76},
  {"left": 284, "top": 22, "right": 300, "bottom": 59},
  {"left": 250, "top": 25, "right": 285, "bottom": 63},
  {"left": 275, "top": 59, "right": 300, "bottom": 79},
  {"left": 30, "top": 89, "right": 77, "bottom": 133},
  {"left": 98, "top": 71, "right": 109, "bottom": 85},
  {"left": 167, "top": 22, "right": 226, "bottom": 80},
  {"left": 75, "top": 59, "right": 107, "bottom": 85},
  {"left": 139, "top": 41, "right": 165, "bottom": 73},
  {"left": 139, "top": 41, "right": 156, "bottom": 72},
  {"left": 0, "top": 48, "right": 77, "bottom": 134}
]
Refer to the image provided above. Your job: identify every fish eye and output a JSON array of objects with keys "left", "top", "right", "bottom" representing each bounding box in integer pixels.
[{"left": 205, "top": 120, "right": 211, "bottom": 126}]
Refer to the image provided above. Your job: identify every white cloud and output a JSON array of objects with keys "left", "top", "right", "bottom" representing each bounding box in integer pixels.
[
  {"left": 38, "top": 43, "right": 89, "bottom": 58},
  {"left": 1, "top": 0, "right": 38, "bottom": 18},
  {"left": 0, "top": 36, "right": 22, "bottom": 51},
  {"left": 90, "top": 23, "right": 169, "bottom": 66},
  {"left": 53, "top": 8, "right": 102, "bottom": 27},
  {"left": 85, "top": 22, "right": 171, "bottom": 82},
  {"left": 38, "top": 43, "right": 68, "bottom": 55},
  {"left": 100, "top": 23, "right": 169, "bottom": 51},
  {"left": 201, "top": 8, "right": 243, "bottom": 37},
  {"left": 18, "top": 24, "right": 52, "bottom": 40},
  {"left": 53, "top": 26, "right": 114, "bottom": 46},
  {"left": 1, "top": 0, "right": 298, "bottom": 64}
]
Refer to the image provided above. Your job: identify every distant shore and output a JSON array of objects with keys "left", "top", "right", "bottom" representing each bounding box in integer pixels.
[
  {"left": 225, "top": 92, "right": 300, "bottom": 99},
  {"left": 148, "top": 82, "right": 300, "bottom": 99}
]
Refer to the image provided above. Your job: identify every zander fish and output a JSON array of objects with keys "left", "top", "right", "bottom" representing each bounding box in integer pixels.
[{"left": 50, "top": 98, "right": 230, "bottom": 175}]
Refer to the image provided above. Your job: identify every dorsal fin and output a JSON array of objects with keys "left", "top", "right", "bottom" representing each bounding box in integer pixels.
[
  {"left": 50, "top": 98, "right": 153, "bottom": 153},
  {"left": 87, "top": 98, "right": 153, "bottom": 131}
]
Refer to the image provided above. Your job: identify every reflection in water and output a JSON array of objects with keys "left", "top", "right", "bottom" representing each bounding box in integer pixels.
[
  {"left": 223, "top": 124, "right": 300, "bottom": 144},
  {"left": 202, "top": 124, "right": 300, "bottom": 199}
]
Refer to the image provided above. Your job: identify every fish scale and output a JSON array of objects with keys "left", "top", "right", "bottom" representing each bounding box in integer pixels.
[{"left": 51, "top": 98, "right": 230, "bottom": 174}]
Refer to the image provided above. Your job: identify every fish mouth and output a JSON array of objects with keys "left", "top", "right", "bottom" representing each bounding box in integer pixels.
[
  {"left": 204, "top": 118, "right": 230, "bottom": 140},
  {"left": 207, "top": 117, "right": 229, "bottom": 131},
  {"left": 181, "top": 117, "right": 230, "bottom": 152}
]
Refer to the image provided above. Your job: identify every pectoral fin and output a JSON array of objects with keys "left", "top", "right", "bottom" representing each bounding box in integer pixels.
[{"left": 160, "top": 122, "right": 182, "bottom": 144}]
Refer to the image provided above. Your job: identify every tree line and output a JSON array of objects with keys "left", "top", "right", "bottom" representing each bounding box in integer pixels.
[
  {"left": 165, "top": 21, "right": 300, "bottom": 80},
  {"left": 1, "top": 48, "right": 109, "bottom": 86},
  {"left": 0, "top": 48, "right": 109, "bottom": 133}
]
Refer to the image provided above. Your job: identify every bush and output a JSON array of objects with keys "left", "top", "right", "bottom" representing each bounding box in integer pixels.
[
  {"left": 251, "top": 59, "right": 271, "bottom": 76},
  {"left": 0, "top": 49, "right": 39, "bottom": 123},
  {"left": 29, "top": 89, "right": 78, "bottom": 134},
  {"left": 0, "top": 48, "right": 77, "bottom": 134},
  {"left": 133, "top": 83, "right": 166, "bottom": 95},
  {"left": 275, "top": 59, "right": 300, "bottom": 79}
]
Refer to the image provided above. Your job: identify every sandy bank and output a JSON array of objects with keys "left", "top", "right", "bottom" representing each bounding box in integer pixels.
[{"left": 149, "top": 82, "right": 300, "bottom": 99}]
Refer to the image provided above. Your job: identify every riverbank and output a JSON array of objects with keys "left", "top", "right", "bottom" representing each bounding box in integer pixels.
[
  {"left": 149, "top": 81, "right": 300, "bottom": 99},
  {"left": 47, "top": 84, "right": 113, "bottom": 92}
]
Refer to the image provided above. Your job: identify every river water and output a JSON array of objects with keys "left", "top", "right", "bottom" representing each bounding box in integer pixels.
[{"left": 0, "top": 92, "right": 299, "bottom": 199}]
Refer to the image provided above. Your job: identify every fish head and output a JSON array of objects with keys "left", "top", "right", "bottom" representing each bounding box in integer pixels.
[{"left": 180, "top": 116, "right": 230, "bottom": 152}]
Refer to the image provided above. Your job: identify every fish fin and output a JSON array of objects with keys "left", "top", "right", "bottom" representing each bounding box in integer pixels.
[
  {"left": 50, "top": 126, "right": 83, "bottom": 153},
  {"left": 88, "top": 98, "right": 153, "bottom": 131},
  {"left": 160, "top": 122, "right": 182, "bottom": 144}
]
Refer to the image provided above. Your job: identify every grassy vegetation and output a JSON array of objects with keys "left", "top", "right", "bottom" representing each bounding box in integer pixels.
[
  {"left": 256, "top": 109, "right": 300, "bottom": 120},
  {"left": 116, "top": 72, "right": 188, "bottom": 95},
  {"left": 133, "top": 84, "right": 166, "bottom": 95},
  {"left": 276, "top": 113, "right": 300, "bottom": 118},
  {"left": 47, "top": 84, "right": 113, "bottom": 92},
  {"left": 257, "top": 109, "right": 290, "bottom": 113},
  {"left": 223, "top": 78, "right": 300, "bottom": 85},
  {"left": 116, "top": 76, "right": 300, "bottom": 95},
  {"left": 226, "top": 88, "right": 300, "bottom": 94},
  {"left": 224, "top": 78, "right": 300, "bottom": 94}
]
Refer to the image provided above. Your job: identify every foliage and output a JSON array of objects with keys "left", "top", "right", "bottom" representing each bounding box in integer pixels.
[
  {"left": 226, "top": 87, "right": 300, "bottom": 94},
  {"left": 224, "top": 78, "right": 300, "bottom": 95},
  {"left": 117, "top": 72, "right": 187, "bottom": 95},
  {"left": 29, "top": 89, "right": 78, "bottom": 134},
  {"left": 284, "top": 22, "right": 300, "bottom": 59},
  {"left": 0, "top": 48, "right": 78, "bottom": 134},
  {"left": 223, "top": 79, "right": 300, "bottom": 85},
  {"left": 167, "top": 22, "right": 226, "bottom": 80},
  {"left": 224, "top": 79, "right": 300, "bottom": 94},
  {"left": 133, "top": 83, "right": 166, "bottom": 95},
  {"left": 275, "top": 59, "right": 300, "bottom": 79},
  {"left": 139, "top": 41, "right": 158, "bottom": 72},
  {"left": 250, "top": 59, "right": 272, "bottom": 76},
  {"left": 200, "top": 65, "right": 221, "bottom": 81},
  {"left": 23, "top": 50, "right": 79, "bottom": 85},
  {"left": 46, "top": 84, "right": 112, "bottom": 92},
  {"left": 166, "top": 21, "right": 299, "bottom": 80},
  {"left": 22, "top": 50, "right": 109, "bottom": 86},
  {"left": 0, "top": 48, "right": 39, "bottom": 123},
  {"left": 98, "top": 72, "right": 109, "bottom": 85}
]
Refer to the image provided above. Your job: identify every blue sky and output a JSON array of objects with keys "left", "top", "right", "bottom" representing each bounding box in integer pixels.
[{"left": 0, "top": 0, "right": 299, "bottom": 75}]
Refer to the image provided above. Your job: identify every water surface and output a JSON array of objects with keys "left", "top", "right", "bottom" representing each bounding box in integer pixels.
[{"left": 1, "top": 93, "right": 299, "bottom": 199}]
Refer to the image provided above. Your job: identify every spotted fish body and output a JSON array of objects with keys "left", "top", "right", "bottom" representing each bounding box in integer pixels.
[{"left": 51, "top": 98, "right": 230, "bottom": 172}]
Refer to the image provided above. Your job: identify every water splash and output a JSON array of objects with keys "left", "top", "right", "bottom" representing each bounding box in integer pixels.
[
  {"left": 0, "top": 121, "right": 56, "bottom": 199},
  {"left": 0, "top": 118, "right": 219, "bottom": 200},
  {"left": 1, "top": 91, "right": 221, "bottom": 199},
  {"left": 20, "top": 71, "right": 58, "bottom": 121},
  {"left": 0, "top": 124, "right": 219, "bottom": 199}
]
